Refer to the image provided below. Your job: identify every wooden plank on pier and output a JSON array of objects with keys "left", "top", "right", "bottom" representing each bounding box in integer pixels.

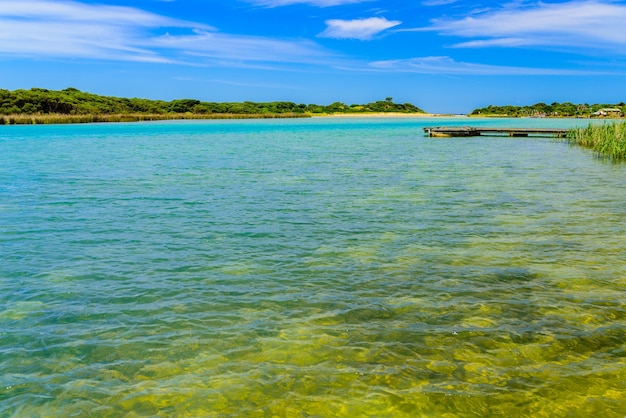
[{"left": 423, "top": 126, "right": 569, "bottom": 138}]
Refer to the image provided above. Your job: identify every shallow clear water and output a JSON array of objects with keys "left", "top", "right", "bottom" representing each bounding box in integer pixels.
[{"left": 1, "top": 118, "right": 625, "bottom": 417}]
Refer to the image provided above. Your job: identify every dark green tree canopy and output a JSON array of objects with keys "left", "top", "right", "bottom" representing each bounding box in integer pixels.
[{"left": 0, "top": 88, "right": 426, "bottom": 116}]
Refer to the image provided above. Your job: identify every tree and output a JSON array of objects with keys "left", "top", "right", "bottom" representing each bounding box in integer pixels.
[{"left": 169, "top": 99, "right": 201, "bottom": 113}]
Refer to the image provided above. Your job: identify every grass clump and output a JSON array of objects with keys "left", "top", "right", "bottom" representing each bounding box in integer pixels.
[{"left": 566, "top": 122, "right": 626, "bottom": 161}]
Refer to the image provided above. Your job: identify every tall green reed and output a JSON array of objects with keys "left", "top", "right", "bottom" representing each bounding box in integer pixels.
[{"left": 566, "top": 122, "right": 626, "bottom": 161}]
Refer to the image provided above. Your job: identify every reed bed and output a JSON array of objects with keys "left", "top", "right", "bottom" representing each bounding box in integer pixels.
[
  {"left": 566, "top": 122, "right": 626, "bottom": 161},
  {"left": 0, "top": 112, "right": 309, "bottom": 125}
]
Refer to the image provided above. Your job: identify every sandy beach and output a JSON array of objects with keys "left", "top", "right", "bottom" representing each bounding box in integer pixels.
[{"left": 313, "top": 112, "right": 467, "bottom": 118}]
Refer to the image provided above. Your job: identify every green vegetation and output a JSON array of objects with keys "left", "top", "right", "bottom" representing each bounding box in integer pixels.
[
  {"left": 564, "top": 122, "right": 626, "bottom": 161},
  {"left": 0, "top": 113, "right": 303, "bottom": 125},
  {"left": 471, "top": 102, "right": 626, "bottom": 118},
  {"left": 0, "top": 88, "right": 425, "bottom": 124}
]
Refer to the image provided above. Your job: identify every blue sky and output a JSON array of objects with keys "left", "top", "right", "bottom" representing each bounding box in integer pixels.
[{"left": 1, "top": 0, "right": 625, "bottom": 113}]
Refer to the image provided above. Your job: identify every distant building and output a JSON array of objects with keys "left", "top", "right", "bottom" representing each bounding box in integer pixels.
[{"left": 593, "top": 108, "right": 623, "bottom": 117}]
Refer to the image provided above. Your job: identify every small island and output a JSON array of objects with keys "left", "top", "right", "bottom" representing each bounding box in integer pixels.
[{"left": 470, "top": 102, "right": 625, "bottom": 118}]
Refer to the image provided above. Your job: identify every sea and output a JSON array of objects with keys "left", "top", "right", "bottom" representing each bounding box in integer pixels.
[{"left": 1, "top": 117, "right": 625, "bottom": 417}]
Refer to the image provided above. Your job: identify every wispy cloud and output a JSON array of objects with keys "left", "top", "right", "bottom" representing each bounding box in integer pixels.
[
  {"left": 421, "top": 0, "right": 460, "bottom": 6},
  {"left": 0, "top": 0, "right": 205, "bottom": 62},
  {"left": 425, "top": 1, "right": 626, "bottom": 52},
  {"left": 244, "top": 0, "right": 371, "bottom": 7},
  {"left": 175, "top": 76, "right": 305, "bottom": 90},
  {"left": 319, "top": 17, "right": 401, "bottom": 40},
  {"left": 0, "top": 0, "right": 335, "bottom": 66},
  {"left": 154, "top": 30, "right": 334, "bottom": 65},
  {"left": 366, "top": 56, "right": 613, "bottom": 76}
]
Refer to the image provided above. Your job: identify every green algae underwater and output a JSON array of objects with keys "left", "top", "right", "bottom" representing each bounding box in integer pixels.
[{"left": 1, "top": 118, "right": 625, "bottom": 417}]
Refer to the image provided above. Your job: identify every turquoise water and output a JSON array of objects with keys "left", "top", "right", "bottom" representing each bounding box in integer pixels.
[{"left": 1, "top": 118, "right": 625, "bottom": 417}]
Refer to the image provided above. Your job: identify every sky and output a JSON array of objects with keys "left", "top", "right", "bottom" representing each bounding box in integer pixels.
[{"left": 1, "top": 0, "right": 626, "bottom": 113}]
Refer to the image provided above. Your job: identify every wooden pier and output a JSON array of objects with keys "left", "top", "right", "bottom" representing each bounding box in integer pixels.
[{"left": 423, "top": 126, "right": 570, "bottom": 138}]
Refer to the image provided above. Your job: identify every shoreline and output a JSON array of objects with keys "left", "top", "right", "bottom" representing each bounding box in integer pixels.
[
  {"left": 2, "top": 112, "right": 623, "bottom": 126},
  {"left": 0, "top": 112, "right": 467, "bottom": 125},
  {"left": 0, "top": 113, "right": 309, "bottom": 125}
]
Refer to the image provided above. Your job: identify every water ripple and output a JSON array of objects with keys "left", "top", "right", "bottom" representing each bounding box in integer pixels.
[{"left": 1, "top": 119, "right": 625, "bottom": 416}]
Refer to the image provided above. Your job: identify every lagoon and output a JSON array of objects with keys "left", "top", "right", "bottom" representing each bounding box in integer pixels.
[{"left": 1, "top": 118, "right": 625, "bottom": 416}]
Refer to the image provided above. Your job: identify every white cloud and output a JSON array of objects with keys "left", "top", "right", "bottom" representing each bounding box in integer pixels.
[
  {"left": 319, "top": 17, "right": 401, "bottom": 40},
  {"left": 0, "top": 0, "right": 205, "bottom": 62},
  {"left": 427, "top": 1, "right": 626, "bottom": 52},
  {"left": 367, "top": 56, "right": 612, "bottom": 76},
  {"left": 245, "top": 0, "right": 371, "bottom": 7},
  {"left": 0, "top": 0, "right": 334, "bottom": 65},
  {"left": 0, "top": 19, "right": 168, "bottom": 63},
  {"left": 0, "top": 0, "right": 198, "bottom": 28}
]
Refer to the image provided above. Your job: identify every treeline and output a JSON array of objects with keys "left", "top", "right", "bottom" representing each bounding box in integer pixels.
[
  {"left": 471, "top": 102, "right": 626, "bottom": 117},
  {"left": 0, "top": 88, "right": 425, "bottom": 118}
]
